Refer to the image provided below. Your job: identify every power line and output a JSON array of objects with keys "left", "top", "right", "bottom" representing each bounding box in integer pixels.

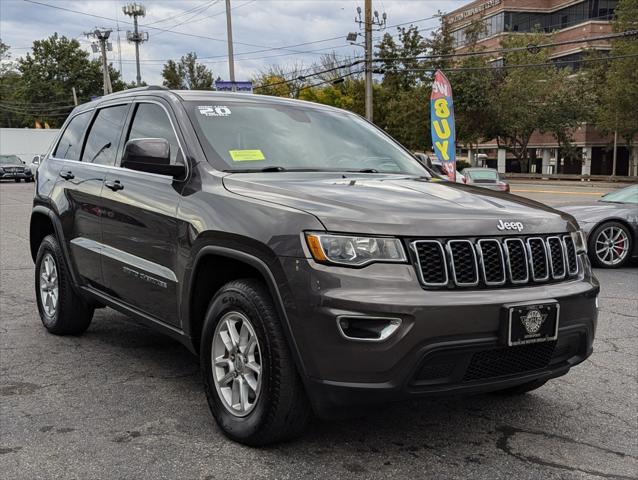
[
  {"left": 143, "top": 0, "right": 218, "bottom": 26},
  {"left": 21, "top": 0, "right": 342, "bottom": 57}
]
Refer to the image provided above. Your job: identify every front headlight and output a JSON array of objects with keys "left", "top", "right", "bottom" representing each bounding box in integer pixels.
[
  {"left": 571, "top": 230, "right": 587, "bottom": 254},
  {"left": 305, "top": 232, "right": 407, "bottom": 267}
]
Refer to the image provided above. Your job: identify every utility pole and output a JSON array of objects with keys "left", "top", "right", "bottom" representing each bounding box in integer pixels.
[
  {"left": 225, "top": 0, "right": 236, "bottom": 91},
  {"left": 354, "top": 1, "right": 386, "bottom": 122},
  {"left": 122, "top": 3, "right": 148, "bottom": 86},
  {"left": 86, "top": 28, "right": 113, "bottom": 95}
]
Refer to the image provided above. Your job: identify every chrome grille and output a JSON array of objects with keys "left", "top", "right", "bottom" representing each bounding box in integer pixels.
[{"left": 411, "top": 235, "right": 579, "bottom": 289}]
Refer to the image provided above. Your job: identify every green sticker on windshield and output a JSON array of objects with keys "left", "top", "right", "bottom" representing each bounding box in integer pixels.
[{"left": 229, "top": 149, "right": 265, "bottom": 161}]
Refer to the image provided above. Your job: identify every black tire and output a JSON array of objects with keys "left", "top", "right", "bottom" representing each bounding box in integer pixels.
[
  {"left": 14, "top": 178, "right": 21, "bottom": 183},
  {"left": 35, "top": 234, "right": 94, "bottom": 335},
  {"left": 492, "top": 378, "right": 547, "bottom": 396},
  {"left": 200, "top": 279, "right": 311, "bottom": 445},
  {"left": 588, "top": 221, "right": 633, "bottom": 269}
]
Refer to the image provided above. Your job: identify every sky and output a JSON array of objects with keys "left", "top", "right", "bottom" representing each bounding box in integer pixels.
[{"left": 1, "top": 0, "right": 465, "bottom": 85}]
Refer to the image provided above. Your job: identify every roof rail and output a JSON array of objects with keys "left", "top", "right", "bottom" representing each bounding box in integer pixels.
[{"left": 120, "top": 85, "right": 168, "bottom": 93}]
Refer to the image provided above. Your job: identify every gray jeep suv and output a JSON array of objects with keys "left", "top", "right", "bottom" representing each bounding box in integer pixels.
[{"left": 30, "top": 87, "right": 598, "bottom": 445}]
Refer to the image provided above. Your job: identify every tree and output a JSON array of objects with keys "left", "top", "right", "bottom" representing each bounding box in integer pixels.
[
  {"left": 161, "top": 52, "right": 213, "bottom": 90},
  {"left": 0, "top": 39, "right": 24, "bottom": 127},
  {"left": 10, "top": 34, "right": 125, "bottom": 128},
  {"left": 594, "top": 0, "right": 638, "bottom": 151},
  {"left": 447, "top": 20, "right": 499, "bottom": 155}
]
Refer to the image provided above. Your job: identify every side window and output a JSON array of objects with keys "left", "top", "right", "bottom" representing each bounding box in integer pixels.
[
  {"left": 127, "top": 103, "right": 182, "bottom": 165},
  {"left": 81, "top": 105, "right": 129, "bottom": 166},
  {"left": 53, "top": 111, "right": 91, "bottom": 160}
]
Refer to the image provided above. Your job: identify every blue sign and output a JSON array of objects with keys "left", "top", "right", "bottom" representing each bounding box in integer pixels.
[{"left": 215, "top": 81, "right": 253, "bottom": 92}]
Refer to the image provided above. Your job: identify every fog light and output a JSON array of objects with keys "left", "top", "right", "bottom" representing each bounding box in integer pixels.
[{"left": 337, "top": 316, "right": 402, "bottom": 342}]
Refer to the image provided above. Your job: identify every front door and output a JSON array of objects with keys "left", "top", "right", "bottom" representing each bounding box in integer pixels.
[
  {"left": 47, "top": 109, "right": 105, "bottom": 287},
  {"left": 100, "top": 101, "right": 186, "bottom": 326}
]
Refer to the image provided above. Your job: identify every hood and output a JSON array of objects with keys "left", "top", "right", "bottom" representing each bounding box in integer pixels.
[{"left": 223, "top": 172, "right": 577, "bottom": 236}]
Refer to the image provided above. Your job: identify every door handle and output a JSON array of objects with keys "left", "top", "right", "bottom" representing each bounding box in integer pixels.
[
  {"left": 105, "top": 180, "right": 124, "bottom": 192},
  {"left": 59, "top": 170, "right": 74, "bottom": 180}
]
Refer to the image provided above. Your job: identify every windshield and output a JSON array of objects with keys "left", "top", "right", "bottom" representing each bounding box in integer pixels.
[
  {"left": 600, "top": 185, "right": 638, "bottom": 204},
  {"left": 0, "top": 155, "right": 23, "bottom": 166},
  {"left": 466, "top": 169, "right": 498, "bottom": 180},
  {"left": 187, "top": 101, "right": 428, "bottom": 176}
]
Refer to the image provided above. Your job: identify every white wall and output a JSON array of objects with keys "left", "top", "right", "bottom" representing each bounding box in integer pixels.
[{"left": 0, "top": 128, "right": 60, "bottom": 163}]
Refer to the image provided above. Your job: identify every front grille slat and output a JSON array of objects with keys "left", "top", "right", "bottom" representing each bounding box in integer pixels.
[
  {"left": 562, "top": 235, "right": 579, "bottom": 275},
  {"left": 547, "top": 236, "right": 566, "bottom": 279},
  {"left": 411, "top": 234, "right": 579, "bottom": 290},
  {"left": 448, "top": 240, "right": 479, "bottom": 286},
  {"left": 412, "top": 240, "right": 448, "bottom": 286},
  {"left": 527, "top": 237, "right": 550, "bottom": 282},
  {"left": 477, "top": 239, "right": 506, "bottom": 285}
]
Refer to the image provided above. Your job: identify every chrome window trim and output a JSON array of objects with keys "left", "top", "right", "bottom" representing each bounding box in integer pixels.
[
  {"left": 562, "top": 235, "right": 580, "bottom": 275},
  {"left": 411, "top": 240, "right": 449, "bottom": 287},
  {"left": 546, "top": 236, "right": 567, "bottom": 280},
  {"left": 503, "top": 238, "right": 529, "bottom": 284},
  {"left": 46, "top": 157, "right": 177, "bottom": 181},
  {"left": 476, "top": 238, "right": 506, "bottom": 286},
  {"left": 526, "top": 237, "right": 550, "bottom": 282},
  {"left": 446, "top": 239, "right": 479, "bottom": 287}
]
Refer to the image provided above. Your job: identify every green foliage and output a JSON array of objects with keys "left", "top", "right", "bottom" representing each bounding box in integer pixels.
[
  {"left": 456, "top": 160, "right": 471, "bottom": 171},
  {"left": 594, "top": 0, "right": 638, "bottom": 146},
  {"left": 161, "top": 52, "right": 213, "bottom": 90},
  {"left": 1, "top": 34, "right": 126, "bottom": 128}
]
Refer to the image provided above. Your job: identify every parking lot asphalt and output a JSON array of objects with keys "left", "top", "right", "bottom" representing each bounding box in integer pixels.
[{"left": 1, "top": 181, "right": 637, "bottom": 480}]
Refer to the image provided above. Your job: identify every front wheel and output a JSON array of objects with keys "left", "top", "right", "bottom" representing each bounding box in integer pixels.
[
  {"left": 35, "top": 235, "right": 94, "bottom": 335},
  {"left": 201, "top": 279, "right": 311, "bottom": 445},
  {"left": 589, "top": 221, "right": 632, "bottom": 268}
]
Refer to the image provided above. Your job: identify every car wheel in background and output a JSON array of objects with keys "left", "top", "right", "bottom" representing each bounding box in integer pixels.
[
  {"left": 589, "top": 221, "right": 632, "bottom": 268},
  {"left": 35, "top": 235, "right": 94, "bottom": 335},
  {"left": 14, "top": 178, "right": 21, "bottom": 183},
  {"left": 201, "top": 279, "right": 311, "bottom": 445}
]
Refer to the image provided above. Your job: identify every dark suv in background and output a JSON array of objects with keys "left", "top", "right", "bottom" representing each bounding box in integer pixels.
[{"left": 30, "top": 87, "right": 598, "bottom": 445}]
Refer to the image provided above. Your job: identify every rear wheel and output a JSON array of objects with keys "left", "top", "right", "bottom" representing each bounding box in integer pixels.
[
  {"left": 492, "top": 379, "right": 547, "bottom": 396},
  {"left": 201, "top": 279, "right": 311, "bottom": 445},
  {"left": 35, "top": 235, "right": 94, "bottom": 335},
  {"left": 589, "top": 221, "right": 632, "bottom": 268}
]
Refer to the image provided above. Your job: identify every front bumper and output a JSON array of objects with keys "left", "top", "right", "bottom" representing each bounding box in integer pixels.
[
  {"left": 279, "top": 255, "right": 598, "bottom": 416},
  {"left": 0, "top": 171, "right": 32, "bottom": 180}
]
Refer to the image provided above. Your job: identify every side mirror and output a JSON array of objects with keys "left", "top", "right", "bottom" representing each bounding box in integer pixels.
[
  {"left": 32, "top": 155, "right": 41, "bottom": 164},
  {"left": 121, "top": 138, "right": 185, "bottom": 178}
]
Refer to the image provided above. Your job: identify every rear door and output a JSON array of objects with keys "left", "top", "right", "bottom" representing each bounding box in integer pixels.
[{"left": 100, "top": 99, "right": 186, "bottom": 326}]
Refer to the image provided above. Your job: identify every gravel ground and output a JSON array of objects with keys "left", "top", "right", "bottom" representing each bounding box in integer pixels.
[{"left": 1, "top": 182, "right": 636, "bottom": 480}]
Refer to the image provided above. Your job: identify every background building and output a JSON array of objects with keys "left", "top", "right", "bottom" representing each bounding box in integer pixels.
[{"left": 444, "top": 0, "right": 637, "bottom": 177}]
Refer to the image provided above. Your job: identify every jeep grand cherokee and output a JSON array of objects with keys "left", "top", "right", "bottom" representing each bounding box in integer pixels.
[{"left": 30, "top": 87, "right": 598, "bottom": 445}]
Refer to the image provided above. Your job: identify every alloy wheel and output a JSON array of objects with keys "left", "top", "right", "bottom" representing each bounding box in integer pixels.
[
  {"left": 211, "top": 311, "right": 262, "bottom": 417},
  {"left": 595, "top": 226, "right": 629, "bottom": 266},
  {"left": 39, "top": 253, "right": 59, "bottom": 317}
]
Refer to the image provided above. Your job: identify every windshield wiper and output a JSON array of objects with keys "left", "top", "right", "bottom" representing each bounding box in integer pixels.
[
  {"left": 344, "top": 168, "right": 379, "bottom": 173},
  {"left": 223, "top": 166, "right": 325, "bottom": 173}
]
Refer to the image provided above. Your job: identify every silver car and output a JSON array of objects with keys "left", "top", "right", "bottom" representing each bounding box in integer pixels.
[{"left": 559, "top": 185, "right": 638, "bottom": 268}]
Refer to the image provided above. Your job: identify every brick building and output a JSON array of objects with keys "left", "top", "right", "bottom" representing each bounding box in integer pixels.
[{"left": 444, "top": 0, "right": 637, "bottom": 177}]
